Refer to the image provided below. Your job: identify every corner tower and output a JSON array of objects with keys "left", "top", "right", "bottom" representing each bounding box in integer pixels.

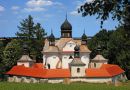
[
  {"left": 70, "top": 45, "right": 86, "bottom": 77},
  {"left": 48, "top": 29, "right": 55, "bottom": 46},
  {"left": 61, "top": 15, "right": 72, "bottom": 38},
  {"left": 81, "top": 30, "right": 87, "bottom": 45}
]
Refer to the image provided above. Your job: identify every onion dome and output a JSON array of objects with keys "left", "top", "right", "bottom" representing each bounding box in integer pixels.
[
  {"left": 81, "top": 29, "right": 87, "bottom": 45},
  {"left": 82, "top": 33, "right": 87, "bottom": 40},
  {"left": 74, "top": 45, "right": 80, "bottom": 51},
  {"left": 48, "top": 29, "right": 55, "bottom": 46},
  {"left": 81, "top": 29, "right": 87, "bottom": 40},
  {"left": 61, "top": 15, "right": 72, "bottom": 30},
  {"left": 49, "top": 29, "right": 55, "bottom": 41}
]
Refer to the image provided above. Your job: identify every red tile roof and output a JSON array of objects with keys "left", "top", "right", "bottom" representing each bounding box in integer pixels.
[
  {"left": 6, "top": 63, "right": 70, "bottom": 78},
  {"left": 44, "top": 69, "right": 70, "bottom": 78},
  {"left": 6, "top": 63, "right": 124, "bottom": 78},
  {"left": 32, "top": 63, "right": 44, "bottom": 68},
  {"left": 86, "top": 64, "right": 124, "bottom": 77}
]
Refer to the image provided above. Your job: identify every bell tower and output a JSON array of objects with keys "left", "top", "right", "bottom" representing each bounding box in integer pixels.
[
  {"left": 61, "top": 15, "right": 72, "bottom": 38},
  {"left": 81, "top": 29, "right": 87, "bottom": 45},
  {"left": 48, "top": 29, "right": 55, "bottom": 46},
  {"left": 69, "top": 45, "right": 86, "bottom": 77}
]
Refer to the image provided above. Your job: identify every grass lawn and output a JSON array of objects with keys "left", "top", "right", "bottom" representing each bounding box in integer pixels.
[{"left": 0, "top": 81, "right": 130, "bottom": 90}]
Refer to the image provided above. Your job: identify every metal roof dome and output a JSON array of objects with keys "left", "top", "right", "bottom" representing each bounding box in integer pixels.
[
  {"left": 74, "top": 45, "right": 80, "bottom": 51},
  {"left": 61, "top": 15, "right": 72, "bottom": 30},
  {"left": 48, "top": 29, "right": 55, "bottom": 41},
  {"left": 81, "top": 30, "right": 87, "bottom": 40}
]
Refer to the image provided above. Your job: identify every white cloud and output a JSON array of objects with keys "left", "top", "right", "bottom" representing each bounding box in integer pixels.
[
  {"left": 24, "top": 7, "right": 46, "bottom": 12},
  {"left": 86, "top": 0, "right": 94, "bottom": 3},
  {"left": 70, "top": 11, "right": 80, "bottom": 16},
  {"left": 70, "top": 1, "right": 83, "bottom": 16},
  {"left": 26, "top": 0, "right": 53, "bottom": 7},
  {"left": 70, "top": 0, "right": 94, "bottom": 16},
  {"left": 11, "top": 6, "right": 20, "bottom": 10},
  {"left": 24, "top": 0, "right": 53, "bottom": 12},
  {"left": 24, "top": 0, "right": 63, "bottom": 12},
  {"left": 0, "top": 5, "right": 5, "bottom": 12}
]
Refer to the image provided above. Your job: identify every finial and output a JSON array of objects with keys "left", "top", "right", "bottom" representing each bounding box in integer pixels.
[
  {"left": 66, "top": 12, "right": 67, "bottom": 20},
  {"left": 84, "top": 29, "right": 85, "bottom": 34},
  {"left": 51, "top": 28, "right": 53, "bottom": 34}
]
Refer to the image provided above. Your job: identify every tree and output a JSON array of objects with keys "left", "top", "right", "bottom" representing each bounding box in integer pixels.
[
  {"left": 16, "top": 15, "right": 46, "bottom": 61},
  {"left": 79, "top": 0, "right": 130, "bottom": 79},
  {"left": 16, "top": 15, "right": 35, "bottom": 56},
  {"left": 34, "top": 23, "right": 47, "bottom": 60},
  {"left": 0, "top": 41, "right": 4, "bottom": 63},
  {"left": 0, "top": 41, "right": 5, "bottom": 75},
  {"left": 79, "top": 1, "right": 129, "bottom": 26},
  {"left": 88, "top": 29, "right": 113, "bottom": 59},
  {"left": 16, "top": 15, "right": 35, "bottom": 40},
  {"left": 2, "top": 39, "right": 22, "bottom": 73},
  {"left": 108, "top": 27, "right": 130, "bottom": 67}
]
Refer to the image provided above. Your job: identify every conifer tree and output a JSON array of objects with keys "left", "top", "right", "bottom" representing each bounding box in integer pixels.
[{"left": 16, "top": 15, "right": 46, "bottom": 61}]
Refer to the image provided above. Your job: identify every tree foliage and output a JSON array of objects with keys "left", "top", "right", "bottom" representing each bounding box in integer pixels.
[
  {"left": 1, "top": 39, "right": 22, "bottom": 73},
  {"left": 16, "top": 15, "right": 46, "bottom": 60},
  {"left": 79, "top": 0, "right": 130, "bottom": 27},
  {"left": 88, "top": 29, "right": 113, "bottom": 59},
  {"left": 88, "top": 27, "right": 130, "bottom": 79},
  {"left": 79, "top": 0, "right": 130, "bottom": 79},
  {"left": 0, "top": 41, "right": 4, "bottom": 63}
]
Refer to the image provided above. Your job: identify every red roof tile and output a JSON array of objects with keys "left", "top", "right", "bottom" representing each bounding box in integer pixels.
[
  {"left": 101, "top": 64, "right": 124, "bottom": 76},
  {"left": 6, "top": 64, "right": 124, "bottom": 78},
  {"left": 44, "top": 69, "right": 70, "bottom": 78},
  {"left": 32, "top": 63, "right": 44, "bottom": 68},
  {"left": 6, "top": 64, "right": 70, "bottom": 78},
  {"left": 86, "top": 64, "right": 124, "bottom": 77}
]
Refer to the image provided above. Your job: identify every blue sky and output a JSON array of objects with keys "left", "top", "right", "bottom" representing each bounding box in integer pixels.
[{"left": 0, "top": 0, "right": 118, "bottom": 38}]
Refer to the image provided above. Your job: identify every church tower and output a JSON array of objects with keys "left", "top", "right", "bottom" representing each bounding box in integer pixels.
[
  {"left": 90, "top": 45, "right": 108, "bottom": 68},
  {"left": 61, "top": 15, "right": 72, "bottom": 38},
  {"left": 17, "top": 43, "right": 35, "bottom": 67},
  {"left": 81, "top": 30, "right": 87, "bottom": 45},
  {"left": 70, "top": 45, "right": 86, "bottom": 77},
  {"left": 48, "top": 30, "right": 55, "bottom": 46}
]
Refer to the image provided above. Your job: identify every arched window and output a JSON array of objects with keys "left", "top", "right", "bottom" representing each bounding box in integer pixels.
[
  {"left": 77, "top": 68, "right": 80, "bottom": 73},
  {"left": 47, "top": 64, "right": 50, "bottom": 69}
]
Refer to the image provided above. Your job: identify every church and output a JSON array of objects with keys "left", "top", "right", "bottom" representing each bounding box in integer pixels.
[{"left": 6, "top": 17, "right": 126, "bottom": 83}]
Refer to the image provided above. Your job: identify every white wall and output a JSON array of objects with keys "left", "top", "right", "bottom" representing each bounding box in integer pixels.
[
  {"left": 62, "top": 55, "right": 73, "bottom": 69},
  {"left": 71, "top": 66, "right": 86, "bottom": 77},
  {"left": 46, "top": 54, "right": 60, "bottom": 69},
  {"left": 81, "top": 53, "right": 90, "bottom": 68},
  {"left": 71, "top": 78, "right": 112, "bottom": 83},
  {"left": 17, "top": 62, "right": 29, "bottom": 67},
  {"left": 43, "top": 55, "right": 46, "bottom": 65},
  {"left": 48, "top": 79, "right": 63, "bottom": 83},
  {"left": 62, "top": 41, "right": 76, "bottom": 52}
]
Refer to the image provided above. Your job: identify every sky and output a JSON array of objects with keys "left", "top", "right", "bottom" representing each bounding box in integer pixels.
[{"left": 0, "top": 0, "right": 119, "bottom": 38}]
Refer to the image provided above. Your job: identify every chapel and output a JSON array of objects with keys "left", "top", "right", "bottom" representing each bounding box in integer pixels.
[{"left": 6, "top": 16, "right": 126, "bottom": 83}]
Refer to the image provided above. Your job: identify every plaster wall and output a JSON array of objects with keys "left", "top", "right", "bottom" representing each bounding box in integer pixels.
[
  {"left": 46, "top": 54, "right": 60, "bottom": 69},
  {"left": 62, "top": 41, "right": 76, "bottom": 52},
  {"left": 17, "top": 62, "right": 30, "bottom": 67},
  {"left": 71, "top": 78, "right": 112, "bottom": 83},
  {"left": 62, "top": 55, "right": 73, "bottom": 69},
  {"left": 81, "top": 53, "right": 90, "bottom": 68},
  {"left": 71, "top": 66, "right": 86, "bottom": 77}
]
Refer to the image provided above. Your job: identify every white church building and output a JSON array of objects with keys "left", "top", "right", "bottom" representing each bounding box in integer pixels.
[{"left": 6, "top": 17, "right": 126, "bottom": 84}]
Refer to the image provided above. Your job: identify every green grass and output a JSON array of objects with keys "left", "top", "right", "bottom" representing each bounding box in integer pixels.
[{"left": 0, "top": 81, "right": 130, "bottom": 90}]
